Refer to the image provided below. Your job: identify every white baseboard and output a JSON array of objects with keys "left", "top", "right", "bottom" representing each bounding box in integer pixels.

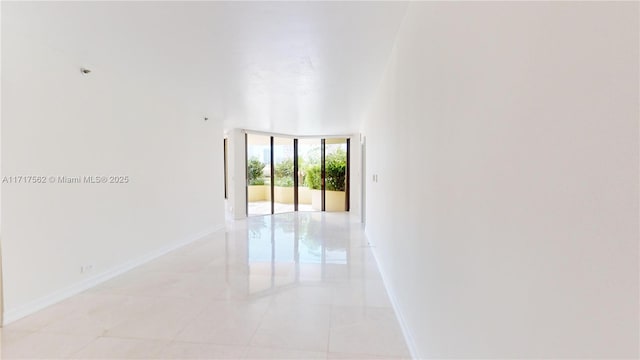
[
  {"left": 2, "top": 224, "right": 224, "bottom": 326},
  {"left": 366, "top": 229, "right": 420, "bottom": 360}
]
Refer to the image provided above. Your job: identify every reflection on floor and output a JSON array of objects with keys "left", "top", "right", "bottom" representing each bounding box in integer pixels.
[
  {"left": 248, "top": 201, "right": 314, "bottom": 215},
  {"left": 0, "top": 213, "right": 411, "bottom": 359}
]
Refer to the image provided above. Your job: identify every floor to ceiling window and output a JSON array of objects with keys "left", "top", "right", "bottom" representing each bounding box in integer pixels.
[
  {"left": 246, "top": 134, "right": 272, "bottom": 216},
  {"left": 273, "top": 137, "right": 295, "bottom": 214},
  {"left": 297, "top": 138, "right": 322, "bottom": 211},
  {"left": 324, "top": 138, "right": 349, "bottom": 212},
  {"left": 246, "top": 133, "right": 349, "bottom": 216}
]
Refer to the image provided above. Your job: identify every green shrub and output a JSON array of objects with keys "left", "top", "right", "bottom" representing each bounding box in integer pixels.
[
  {"left": 275, "top": 177, "right": 294, "bottom": 187},
  {"left": 274, "top": 158, "right": 294, "bottom": 187},
  {"left": 325, "top": 149, "right": 346, "bottom": 191},
  {"left": 302, "top": 149, "right": 346, "bottom": 191},
  {"left": 305, "top": 164, "right": 321, "bottom": 190},
  {"left": 247, "top": 157, "right": 265, "bottom": 185}
]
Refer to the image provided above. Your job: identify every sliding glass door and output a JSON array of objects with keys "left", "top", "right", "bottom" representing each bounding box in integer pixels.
[
  {"left": 273, "top": 137, "right": 295, "bottom": 214},
  {"left": 297, "top": 138, "right": 322, "bottom": 211},
  {"left": 324, "top": 138, "right": 349, "bottom": 212},
  {"left": 247, "top": 134, "right": 271, "bottom": 216},
  {"left": 246, "top": 133, "right": 349, "bottom": 216}
]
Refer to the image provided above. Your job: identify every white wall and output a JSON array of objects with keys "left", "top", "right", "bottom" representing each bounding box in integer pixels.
[
  {"left": 2, "top": 3, "right": 225, "bottom": 323},
  {"left": 0, "top": 2, "right": 4, "bottom": 324},
  {"left": 362, "top": 2, "right": 639, "bottom": 358},
  {"left": 227, "top": 129, "right": 248, "bottom": 220}
]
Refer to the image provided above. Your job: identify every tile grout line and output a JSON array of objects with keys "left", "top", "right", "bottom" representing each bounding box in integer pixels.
[
  {"left": 244, "top": 297, "right": 272, "bottom": 354},
  {"left": 167, "top": 296, "right": 218, "bottom": 351},
  {"left": 326, "top": 303, "right": 333, "bottom": 358}
]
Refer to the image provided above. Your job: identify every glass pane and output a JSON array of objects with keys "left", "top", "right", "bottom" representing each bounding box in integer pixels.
[
  {"left": 297, "top": 138, "right": 322, "bottom": 212},
  {"left": 247, "top": 134, "right": 271, "bottom": 216},
  {"left": 324, "top": 138, "right": 347, "bottom": 212},
  {"left": 273, "top": 137, "right": 295, "bottom": 214}
]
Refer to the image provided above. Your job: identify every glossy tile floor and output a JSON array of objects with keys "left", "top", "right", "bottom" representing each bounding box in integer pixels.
[
  {"left": 1, "top": 212, "right": 410, "bottom": 359},
  {"left": 248, "top": 201, "right": 314, "bottom": 216}
]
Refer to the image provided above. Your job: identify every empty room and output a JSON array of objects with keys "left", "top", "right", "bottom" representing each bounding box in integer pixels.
[{"left": 1, "top": 1, "right": 638, "bottom": 359}]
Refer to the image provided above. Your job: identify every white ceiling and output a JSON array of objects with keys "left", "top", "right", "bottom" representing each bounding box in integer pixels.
[{"left": 5, "top": 1, "right": 408, "bottom": 136}]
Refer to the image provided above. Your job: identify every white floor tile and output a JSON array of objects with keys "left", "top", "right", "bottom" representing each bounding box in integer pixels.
[
  {"left": 3, "top": 213, "right": 410, "bottom": 359},
  {"left": 38, "top": 294, "right": 154, "bottom": 337},
  {"left": 246, "top": 346, "right": 327, "bottom": 359},
  {"left": 175, "top": 299, "right": 269, "bottom": 345},
  {"left": 105, "top": 297, "right": 209, "bottom": 340},
  {"left": 328, "top": 352, "right": 410, "bottom": 359},
  {"left": 160, "top": 342, "right": 247, "bottom": 359},
  {"left": 70, "top": 336, "right": 168, "bottom": 359},
  {"left": 2, "top": 332, "right": 97, "bottom": 359},
  {"left": 251, "top": 303, "right": 331, "bottom": 352},
  {"left": 329, "top": 306, "right": 410, "bottom": 357}
]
